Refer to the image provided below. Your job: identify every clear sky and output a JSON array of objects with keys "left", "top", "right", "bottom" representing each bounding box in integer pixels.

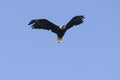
[{"left": 0, "top": 0, "right": 120, "bottom": 80}]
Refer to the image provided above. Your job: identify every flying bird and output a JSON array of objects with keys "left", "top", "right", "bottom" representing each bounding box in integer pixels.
[{"left": 28, "top": 15, "right": 84, "bottom": 43}]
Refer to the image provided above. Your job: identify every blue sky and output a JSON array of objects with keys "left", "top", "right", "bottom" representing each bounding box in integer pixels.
[{"left": 0, "top": 0, "right": 120, "bottom": 80}]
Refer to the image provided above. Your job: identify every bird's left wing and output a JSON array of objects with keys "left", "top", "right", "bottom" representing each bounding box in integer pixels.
[
  {"left": 28, "top": 19, "right": 59, "bottom": 34},
  {"left": 65, "top": 15, "right": 84, "bottom": 30}
]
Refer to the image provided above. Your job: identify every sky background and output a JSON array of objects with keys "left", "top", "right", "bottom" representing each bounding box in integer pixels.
[{"left": 0, "top": 0, "right": 120, "bottom": 80}]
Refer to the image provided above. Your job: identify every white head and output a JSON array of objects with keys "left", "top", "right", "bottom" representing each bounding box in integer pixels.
[{"left": 59, "top": 24, "right": 65, "bottom": 29}]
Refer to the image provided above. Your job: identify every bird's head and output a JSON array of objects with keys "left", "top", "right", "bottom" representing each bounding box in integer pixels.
[{"left": 59, "top": 24, "right": 65, "bottom": 29}]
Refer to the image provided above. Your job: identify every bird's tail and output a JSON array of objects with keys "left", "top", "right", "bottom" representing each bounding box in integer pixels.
[{"left": 56, "top": 36, "right": 63, "bottom": 43}]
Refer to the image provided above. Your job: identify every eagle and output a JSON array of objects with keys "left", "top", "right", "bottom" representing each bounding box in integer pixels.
[{"left": 28, "top": 15, "right": 84, "bottom": 43}]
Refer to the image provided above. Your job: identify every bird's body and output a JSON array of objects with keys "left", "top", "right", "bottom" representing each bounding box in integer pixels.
[
  {"left": 56, "top": 25, "right": 66, "bottom": 43},
  {"left": 28, "top": 15, "right": 84, "bottom": 43}
]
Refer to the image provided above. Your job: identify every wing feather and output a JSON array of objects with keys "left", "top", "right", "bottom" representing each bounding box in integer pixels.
[
  {"left": 28, "top": 19, "right": 59, "bottom": 34},
  {"left": 65, "top": 15, "right": 84, "bottom": 30}
]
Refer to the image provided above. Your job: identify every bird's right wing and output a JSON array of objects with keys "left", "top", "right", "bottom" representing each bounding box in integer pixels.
[
  {"left": 28, "top": 19, "right": 59, "bottom": 34},
  {"left": 65, "top": 15, "right": 84, "bottom": 30}
]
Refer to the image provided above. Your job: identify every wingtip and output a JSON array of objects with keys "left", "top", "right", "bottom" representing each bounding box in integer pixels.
[
  {"left": 28, "top": 20, "right": 37, "bottom": 25},
  {"left": 80, "top": 15, "right": 85, "bottom": 19}
]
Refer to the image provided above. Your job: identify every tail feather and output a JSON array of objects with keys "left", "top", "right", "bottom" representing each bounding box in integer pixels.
[{"left": 56, "top": 36, "right": 63, "bottom": 43}]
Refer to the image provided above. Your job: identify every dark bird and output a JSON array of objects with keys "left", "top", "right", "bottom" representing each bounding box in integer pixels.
[{"left": 28, "top": 15, "right": 84, "bottom": 43}]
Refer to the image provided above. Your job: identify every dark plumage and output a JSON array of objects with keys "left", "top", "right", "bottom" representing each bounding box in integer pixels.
[{"left": 28, "top": 15, "right": 84, "bottom": 43}]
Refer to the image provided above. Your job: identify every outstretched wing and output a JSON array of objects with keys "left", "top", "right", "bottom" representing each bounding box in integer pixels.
[
  {"left": 65, "top": 15, "right": 84, "bottom": 30},
  {"left": 28, "top": 19, "right": 59, "bottom": 34}
]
